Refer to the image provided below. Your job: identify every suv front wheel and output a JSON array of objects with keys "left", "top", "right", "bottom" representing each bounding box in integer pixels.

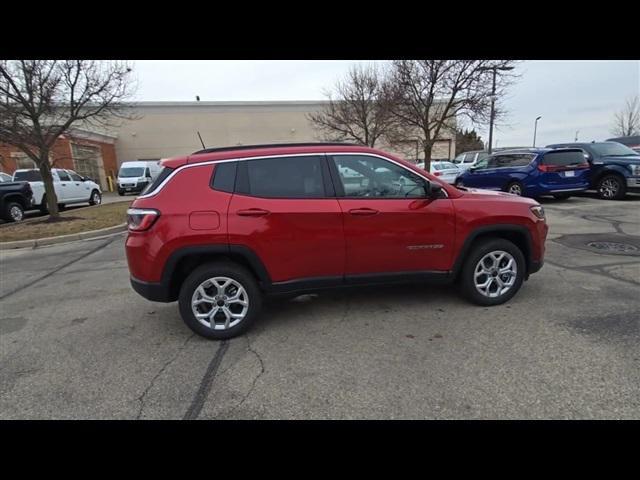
[
  {"left": 597, "top": 174, "right": 626, "bottom": 200},
  {"left": 459, "top": 238, "right": 526, "bottom": 306},
  {"left": 178, "top": 261, "right": 262, "bottom": 340}
]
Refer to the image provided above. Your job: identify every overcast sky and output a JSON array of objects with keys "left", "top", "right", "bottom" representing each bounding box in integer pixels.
[{"left": 132, "top": 60, "right": 639, "bottom": 148}]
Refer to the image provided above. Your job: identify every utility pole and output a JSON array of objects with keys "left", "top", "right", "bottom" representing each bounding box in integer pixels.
[
  {"left": 574, "top": 130, "right": 579, "bottom": 142},
  {"left": 479, "top": 64, "right": 515, "bottom": 154}
]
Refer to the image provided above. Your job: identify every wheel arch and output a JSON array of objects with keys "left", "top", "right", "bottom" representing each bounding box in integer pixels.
[
  {"left": 162, "top": 245, "right": 271, "bottom": 302},
  {"left": 452, "top": 225, "right": 533, "bottom": 280},
  {"left": 592, "top": 166, "right": 627, "bottom": 186},
  {"left": 2, "top": 193, "right": 29, "bottom": 210}
]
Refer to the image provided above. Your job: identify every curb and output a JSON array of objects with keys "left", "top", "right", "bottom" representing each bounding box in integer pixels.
[{"left": 0, "top": 223, "right": 127, "bottom": 250}]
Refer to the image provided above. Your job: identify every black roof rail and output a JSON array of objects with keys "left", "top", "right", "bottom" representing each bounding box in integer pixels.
[{"left": 192, "top": 142, "right": 362, "bottom": 155}]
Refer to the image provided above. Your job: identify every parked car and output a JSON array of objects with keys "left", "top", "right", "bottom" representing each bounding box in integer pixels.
[
  {"left": 126, "top": 142, "right": 548, "bottom": 340},
  {"left": 0, "top": 180, "right": 33, "bottom": 222},
  {"left": 546, "top": 142, "right": 640, "bottom": 199},
  {"left": 452, "top": 150, "right": 490, "bottom": 174},
  {"left": 455, "top": 148, "right": 590, "bottom": 199},
  {"left": 605, "top": 136, "right": 640, "bottom": 154},
  {"left": 117, "top": 161, "right": 162, "bottom": 196},
  {"left": 12, "top": 168, "right": 102, "bottom": 213},
  {"left": 416, "top": 160, "right": 461, "bottom": 184},
  {"left": 0, "top": 172, "right": 13, "bottom": 183}
]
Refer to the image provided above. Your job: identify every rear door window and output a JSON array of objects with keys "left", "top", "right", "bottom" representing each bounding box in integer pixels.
[{"left": 239, "top": 156, "right": 328, "bottom": 198}]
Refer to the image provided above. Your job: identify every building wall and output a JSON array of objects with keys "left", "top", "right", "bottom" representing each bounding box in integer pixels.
[
  {"left": 115, "top": 102, "right": 456, "bottom": 164},
  {"left": 0, "top": 134, "right": 117, "bottom": 190}
]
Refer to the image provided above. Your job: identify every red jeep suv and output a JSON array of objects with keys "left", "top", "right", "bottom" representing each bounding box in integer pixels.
[{"left": 126, "top": 143, "right": 548, "bottom": 340}]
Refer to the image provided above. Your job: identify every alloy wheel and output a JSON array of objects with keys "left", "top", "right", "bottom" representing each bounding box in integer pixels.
[
  {"left": 508, "top": 183, "right": 523, "bottom": 196},
  {"left": 10, "top": 205, "right": 23, "bottom": 221},
  {"left": 599, "top": 178, "right": 619, "bottom": 199},
  {"left": 191, "top": 277, "right": 249, "bottom": 330},
  {"left": 474, "top": 250, "right": 518, "bottom": 298}
]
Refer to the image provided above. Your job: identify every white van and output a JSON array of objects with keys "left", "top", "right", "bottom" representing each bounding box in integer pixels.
[
  {"left": 12, "top": 168, "right": 102, "bottom": 213},
  {"left": 117, "top": 161, "right": 162, "bottom": 196}
]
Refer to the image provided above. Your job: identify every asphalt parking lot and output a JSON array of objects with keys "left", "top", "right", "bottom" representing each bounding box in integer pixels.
[{"left": 1, "top": 193, "right": 639, "bottom": 419}]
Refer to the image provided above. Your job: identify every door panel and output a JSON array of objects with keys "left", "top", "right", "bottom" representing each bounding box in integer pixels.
[
  {"left": 329, "top": 154, "right": 456, "bottom": 274},
  {"left": 226, "top": 155, "right": 345, "bottom": 283},
  {"left": 228, "top": 194, "right": 345, "bottom": 282},
  {"left": 52, "top": 171, "right": 71, "bottom": 201},
  {"left": 338, "top": 198, "right": 456, "bottom": 274}
]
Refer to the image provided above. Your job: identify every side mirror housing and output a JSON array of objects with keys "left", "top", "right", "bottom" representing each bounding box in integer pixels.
[{"left": 424, "top": 180, "right": 442, "bottom": 199}]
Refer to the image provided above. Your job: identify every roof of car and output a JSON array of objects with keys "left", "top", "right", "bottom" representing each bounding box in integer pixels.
[
  {"left": 192, "top": 142, "right": 361, "bottom": 155},
  {"left": 546, "top": 141, "right": 619, "bottom": 148}
]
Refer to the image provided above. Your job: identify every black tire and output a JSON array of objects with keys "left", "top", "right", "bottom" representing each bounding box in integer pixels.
[
  {"left": 57, "top": 203, "right": 66, "bottom": 211},
  {"left": 504, "top": 181, "right": 524, "bottom": 196},
  {"left": 3, "top": 201, "right": 24, "bottom": 222},
  {"left": 89, "top": 190, "right": 102, "bottom": 206},
  {"left": 553, "top": 193, "right": 571, "bottom": 200},
  {"left": 459, "top": 237, "right": 526, "bottom": 306},
  {"left": 597, "top": 174, "right": 626, "bottom": 200},
  {"left": 178, "top": 261, "right": 262, "bottom": 340},
  {"left": 118, "top": 189, "right": 125, "bottom": 196}
]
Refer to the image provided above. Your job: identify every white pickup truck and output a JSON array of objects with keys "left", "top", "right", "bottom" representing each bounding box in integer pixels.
[{"left": 12, "top": 168, "right": 102, "bottom": 213}]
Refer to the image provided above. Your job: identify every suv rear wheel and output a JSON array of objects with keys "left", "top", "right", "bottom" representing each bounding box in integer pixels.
[
  {"left": 505, "top": 181, "right": 524, "bottom": 196},
  {"left": 460, "top": 238, "right": 526, "bottom": 306},
  {"left": 178, "top": 261, "right": 262, "bottom": 340}
]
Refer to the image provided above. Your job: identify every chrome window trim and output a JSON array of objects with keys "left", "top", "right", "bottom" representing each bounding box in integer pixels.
[{"left": 139, "top": 151, "right": 448, "bottom": 199}]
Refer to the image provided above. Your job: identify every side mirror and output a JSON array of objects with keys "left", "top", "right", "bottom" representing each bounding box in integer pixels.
[{"left": 424, "top": 180, "right": 442, "bottom": 199}]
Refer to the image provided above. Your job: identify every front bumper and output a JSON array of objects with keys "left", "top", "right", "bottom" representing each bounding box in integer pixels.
[
  {"left": 626, "top": 177, "right": 640, "bottom": 190},
  {"left": 118, "top": 182, "right": 149, "bottom": 193}
]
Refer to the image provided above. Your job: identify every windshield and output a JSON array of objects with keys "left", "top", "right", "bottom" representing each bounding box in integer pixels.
[
  {"left": 13, "top": 170, "right": 42, "bottom": 181},
  {"left": 119, "top": 167, "right": 145, "bottom": 177},
  {"left": 591, "top": 143, "right": 638, "bottom": 157}
]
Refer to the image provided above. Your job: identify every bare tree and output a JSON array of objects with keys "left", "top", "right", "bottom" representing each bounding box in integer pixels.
[
  {"left": 611, "top": 96, "right": 640, "bottom": 137},
  {"left": 307, "top": 64, "right": 396, "bottom": 147},
  {"left": 0, "top": 60, "right": 136, "bottom": 218},
  {"left": 384, "top": 60, "right": 518, "bottom": 171}
]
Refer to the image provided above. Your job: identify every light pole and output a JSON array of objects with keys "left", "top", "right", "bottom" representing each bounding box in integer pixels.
[
  {"left": 479, "top": 65, "right": 515, "bottom": 154},
  {"left": 574, "top": 130, "right": 579, "bottom": 142},
  {"left": 533, "top": 116, "right": 542, "bottom": 147}
]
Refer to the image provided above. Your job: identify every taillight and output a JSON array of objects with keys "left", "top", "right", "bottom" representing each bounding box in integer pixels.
[
  {"left": 538, "top": 164, "right": 553, "bottom": 172},
  {"left": 127, "top": 208, "right": 160, "bottom": 231},
  {"left": 434, "top": 171, "right": 442, "bottom": 176}
]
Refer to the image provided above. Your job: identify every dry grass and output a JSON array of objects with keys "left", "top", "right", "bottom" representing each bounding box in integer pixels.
[{"left": 0, "top": 201, "right": 132, "bottom": 242}]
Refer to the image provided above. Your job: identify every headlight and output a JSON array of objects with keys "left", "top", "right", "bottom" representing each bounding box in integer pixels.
[
  {"left": 629, "top": 164, "right": 640, "bottom": 176},
  {"left": 530, "top": 205, "right": 545, "bottom": 220}
]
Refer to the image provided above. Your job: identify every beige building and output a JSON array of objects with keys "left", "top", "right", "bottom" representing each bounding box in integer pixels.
[{"left": 113, "top": 101, "right": 456, "bottom": 165}]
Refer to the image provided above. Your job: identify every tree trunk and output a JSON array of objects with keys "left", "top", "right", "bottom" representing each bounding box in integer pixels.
[
  {"left": 423, "top": 144, "right": 434, "bottom": 173},
  {"left": 39, "top": 157, "right": 60, "bottom": 218}
]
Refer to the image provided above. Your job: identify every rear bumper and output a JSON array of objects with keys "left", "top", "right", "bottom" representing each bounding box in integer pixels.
[
  {"left": 529, "top": 259, "right": 544, "bottom": 274},
  {"left": 130, "top": 276, "right": 172, "bottom": 302}
]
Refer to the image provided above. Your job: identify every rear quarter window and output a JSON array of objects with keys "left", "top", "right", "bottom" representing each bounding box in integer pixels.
[{"left": 210, "top": 162, "right": 238, "bottom": 193}]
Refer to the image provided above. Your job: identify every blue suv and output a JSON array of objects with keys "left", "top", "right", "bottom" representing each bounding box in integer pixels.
[{"left": 455, "top": 148, "right": 590, "bottom": 199}]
